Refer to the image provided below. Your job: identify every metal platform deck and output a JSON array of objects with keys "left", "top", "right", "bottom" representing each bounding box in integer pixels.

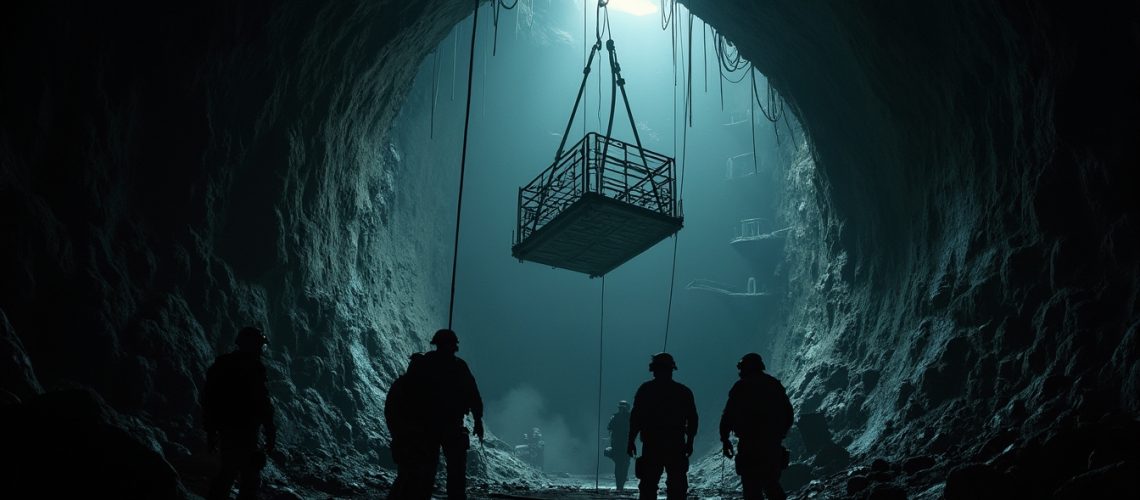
[{"left": 513, "top": 193, "right": 682, "bottom": 277}]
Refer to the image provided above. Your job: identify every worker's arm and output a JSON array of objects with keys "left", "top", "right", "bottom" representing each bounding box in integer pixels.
[
  {"left": 684, "top": 387, "right": 698, "bottom": 456},
  {"left": 719, "top": 382, "right": 739, "bottom": 443},
  {"left": 461, "top": 360, "right": 485, "bottom": 440}
]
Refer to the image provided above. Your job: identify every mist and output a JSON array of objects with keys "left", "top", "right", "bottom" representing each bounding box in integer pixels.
[{"left": 487, "top": 385, "right": 592, "bottom": 474}]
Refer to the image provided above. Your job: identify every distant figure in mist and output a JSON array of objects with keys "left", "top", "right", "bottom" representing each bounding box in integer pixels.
[
  {"left": 607, "top": 400, "right": 632, "bottom": 492},
  {"left": 720, "top": 353, "right": 794, "bottom": 500},
  {"left": 518, "top": 426, "right": 545, "bottom": 470},
  {"left": 411, "top": 329, "right": 485, "bottom": 499},
  {"left": 384, "top": 352, "right": 433, "bottom": 499},
  {"left": 200, "top": 327, "right": 277, "bottom": 500},
  {"left": 627, "top": 352, "right": 698, "bottom": 500}
]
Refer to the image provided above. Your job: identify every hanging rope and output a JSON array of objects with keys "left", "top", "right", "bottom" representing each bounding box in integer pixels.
[
  {"left": 594, "top": 276, "right": 606, "bottom": 491},
  {"left": 660, "top": 0, "right": 674, "bottom": 30},
  {"left": 751, "top": 70, "right": 759, "bottom": 173},
  {"left": 662, "top": 235, "right": 679, "bottom": 351},
  {"left": 751, "top": 66, "right": 784, "bottom": 123},
  {"left": 686, "top": 12, "right": 693, "bottom": 128},
  {"left": 447, "top": 0, "right": 480, "bottom": 329},
  {"left": 662, "top": 7, "right": 692, "bottom": 353},
  {"left": 491, "top": 0, "right": 519, "bottom": 56},
  {"left": 596, "top": 0, "right": 607, "bottom": 131},
  {"left": 702, "top": 22, "right": 708, "bottom": 93},
  {"left": 718, "top": 50, "right": 724, "bottom": 110}
]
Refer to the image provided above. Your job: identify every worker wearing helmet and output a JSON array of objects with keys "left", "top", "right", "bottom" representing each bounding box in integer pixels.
[
  {"left": 201, "top": 326, "right": 277, "bottom": 500},
  {"left": 607, "top": 400, "right": 633, "bottom": 491},
  {"left": 413, "top": 329, "right": 484, "bottom": 499},
  {"left": 627, "top": 352, "right": 698, "bottom": 500},
  {"left": 719, "top": 353, "right": 794, "bottom": 500}
]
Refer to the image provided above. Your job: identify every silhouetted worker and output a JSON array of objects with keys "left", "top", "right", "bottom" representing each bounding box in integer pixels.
[
  {"left": 385, "top": 352, "right": 432, "bottom": 500},
  {"left": 201, "top": 326, "right": 277, "bottom": 500},
  {"left": 416, "top": 329, "right": 484, "bottom": 499},
  {"left": 627, "top": 352, "right": 698, "bottom": 500},
  {"left": 607, "top": 400, "right": 632, "bottom": 492},
  {"left": 720, "top": 353, "right": 794, "bottom": 500}
]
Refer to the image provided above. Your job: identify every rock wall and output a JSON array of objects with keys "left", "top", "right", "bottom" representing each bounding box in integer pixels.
[
  {"left": 684, "top": 0, "right": 1140, "bottom": 495},
  {"left": 1, "top": 0, "right": 470, "bottom": 494}
]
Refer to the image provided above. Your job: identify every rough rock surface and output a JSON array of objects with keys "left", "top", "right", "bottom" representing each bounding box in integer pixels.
[
  {"left": 683, "top": 0, "right": 1140, "bottom": 495},
  {"left": 2, "top": 0, "right": 1139, "bottom": 497}
]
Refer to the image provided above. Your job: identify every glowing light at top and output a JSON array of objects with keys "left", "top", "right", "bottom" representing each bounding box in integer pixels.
[{"left": 605, "top": 0, "right": 658, "bottom": 17}]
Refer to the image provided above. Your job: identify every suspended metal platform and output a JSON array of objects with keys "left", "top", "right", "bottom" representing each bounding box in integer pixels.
[
  {"left": 730, "top": 219, "right": 791, "bottom": 246},
  {"left": 512, "top": 132, "right": 683, "bottom": 277},
  {"left": 685, "top": 277, "right": 772, "bottom": 297}
]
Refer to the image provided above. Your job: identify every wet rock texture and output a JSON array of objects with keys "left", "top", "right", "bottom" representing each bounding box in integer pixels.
[
  {"left": 684, "top": 0, "right": 1140, "bottom": 496},
  {"left": 2, "top": 0, "right": 1139, "bottom": 497},
  {"left": 1, "top": 0, "right": 468, "bottom": 494}
]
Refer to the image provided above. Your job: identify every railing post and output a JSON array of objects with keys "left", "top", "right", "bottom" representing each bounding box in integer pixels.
[
  {"left": 517, "top": 186, "right": 523, "bottom": 243},
  {"left": 582, "top": 134, "right": 589, "bottom": 195},
  {"left": 671, "top": 159, "right": 677, "bottom": 216},
  {"left": 597, "top": 137, "right": 604, "bottom": 196},
  {"left": 623, "top": 146, "right": 629, "bottom": 200}
]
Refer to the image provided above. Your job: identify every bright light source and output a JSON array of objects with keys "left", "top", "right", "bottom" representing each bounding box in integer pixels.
[{"left": 606, "top": 0, "right": 658, "bottom": 17}]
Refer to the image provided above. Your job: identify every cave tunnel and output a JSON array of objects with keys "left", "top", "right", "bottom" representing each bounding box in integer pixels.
[{"left": 2, "top": 0, "right": 1139, "bottom": 499}]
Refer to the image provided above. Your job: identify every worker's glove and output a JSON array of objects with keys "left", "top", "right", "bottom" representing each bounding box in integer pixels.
[
  {"left": 683, "top": 440, "right": 694, "bottom": 458},
  {"left": 627, "top": 442, "right": 637, "bottom": 458},
  {"left": 207, "top": 431, "right": 219, "bottom": 453},
  {"left": 721, "top": 440, "right": 734, "bottom": 459},
  {"left": 474, "top": 419, "right": 485, "bottom": 442}
]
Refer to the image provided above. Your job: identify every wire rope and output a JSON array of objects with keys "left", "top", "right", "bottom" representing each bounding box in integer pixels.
[
  {"left": 594, "top": 275, "right": 606, "bottom": 491},
  {"left": 751, "top": 70, "right": 759, "bottom": 172},
  {"left": 662, "top": 235, "right": 680, "bottom": 351},
  {"left": 447, "top": 0, "right": 480, "bottom": 329},
  {"left": 750, "top": 66, "right": 783, "bottom": 123},
  {"left": 702, "top": 22, "right": 708, "bottom": 93},
  {"left": 686, "top": 12, "right": 693, "bottom": 127}
]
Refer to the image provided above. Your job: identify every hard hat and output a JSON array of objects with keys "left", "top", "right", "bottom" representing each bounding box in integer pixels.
[
  {"left": 737, "top": 352, "right": 766, "bottom": 372},
  {"left": 235, "top": 326, "right": 268, "bottom": 348},
  {"left": 430, "top": 328, "right": 459, "bottom": 346},
  {"left": 617, "top": 400, "right": 630, "bottom": 410},
  {"left": 649, "top": 352, "right": 677, "bottom": 371}
]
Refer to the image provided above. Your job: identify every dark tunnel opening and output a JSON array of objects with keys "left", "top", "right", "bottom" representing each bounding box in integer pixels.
[{"left": 1, "top": 0, "right": 1139, "bottom": 498}]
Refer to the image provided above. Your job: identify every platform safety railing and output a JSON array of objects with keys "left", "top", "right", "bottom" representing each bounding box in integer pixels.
[{"left": 516, "top": 133, "right": 678, "bottom": 246}]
